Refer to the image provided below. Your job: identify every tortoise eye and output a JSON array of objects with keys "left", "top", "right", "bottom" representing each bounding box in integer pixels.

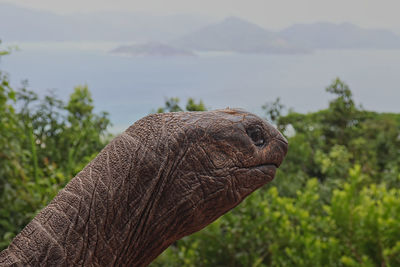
[{"left": 247, "top": 127, "right": 264, "bottom": 147}]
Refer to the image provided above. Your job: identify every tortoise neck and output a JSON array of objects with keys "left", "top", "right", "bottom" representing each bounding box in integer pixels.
[{"left": 0, "top": 133, "right": 172, "bottom": 266}]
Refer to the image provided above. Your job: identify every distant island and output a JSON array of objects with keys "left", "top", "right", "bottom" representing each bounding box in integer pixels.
[
  {"left": 280, "top": 22, "right": 400, "bottom": 50},
  {"left": 2, "top": 3, "right": 400, "bottom": 55},
  {"left": 171, "top": 16, "right": 310, "bottom": 54},
  {"left": 171, "top": 17, "right": 400, "bottom": 54},
  {"left": 110, "top": 42, "right": 195, "bottom": 57},
  {"left": 111, "top": 17, "right": 400, "bottom": 57}
]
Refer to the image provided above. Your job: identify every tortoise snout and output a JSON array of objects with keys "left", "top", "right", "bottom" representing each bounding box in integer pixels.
[{"left": 273, "top": 136, "right": 288, "bottom": 167}]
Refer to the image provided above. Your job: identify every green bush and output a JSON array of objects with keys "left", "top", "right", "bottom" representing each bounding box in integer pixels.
[
  {"left": 0, "top": 42, "right": 111, "bottom": 249},
  {"left": 1, "top": 42, "right": 400, "bottom": 266},
  {"left": 153, "top": 166, "right": 400, "bottom": 266},
  {"left": 152, "top": 78, "right": 400, "bottom": 266}
]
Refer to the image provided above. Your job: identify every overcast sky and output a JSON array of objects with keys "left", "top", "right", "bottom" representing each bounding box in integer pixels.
[{"left": 1, "top": 0, "right": 400, "bottom": 32}]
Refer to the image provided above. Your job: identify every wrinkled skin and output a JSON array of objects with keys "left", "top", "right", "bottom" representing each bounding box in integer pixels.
[{"left": 0, "top": 109, "right": 288, "bottom": 266}]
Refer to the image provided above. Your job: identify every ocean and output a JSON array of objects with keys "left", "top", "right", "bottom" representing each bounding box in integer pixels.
[{"left": 2, "top": 42, "right": 400, "bottom": 133}]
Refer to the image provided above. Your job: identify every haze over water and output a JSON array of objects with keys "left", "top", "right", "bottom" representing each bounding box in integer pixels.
[{"left": 2, "top": 42, "right": 400, "bottom": 133}]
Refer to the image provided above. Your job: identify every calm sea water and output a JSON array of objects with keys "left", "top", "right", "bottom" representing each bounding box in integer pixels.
[{"left": 2, "top": 42, "right": 400, "bottom": 133}]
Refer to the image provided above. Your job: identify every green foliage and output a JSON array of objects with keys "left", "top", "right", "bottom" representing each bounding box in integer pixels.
[
  {"left": 157, "top": 97, "right": 207, "bottom": 113},
  {"left": 186, "top": 98, "right": 206, "bottom": 111},
  {"left": 0, "top": 42, "right": 21, "bottom": 197},
  {"left": 152, "top": 78, "right": 400, "bottom": 266},
  {"left": 153, "top": 167, "right": 400, "bottom": 267},
  {"left": 0, "top": 43, "right": 111, "bottom": 249},
  {"left": 262, "top": 97, "right": 284, "bottom": 125},
  {"left": 1, "top": 43, "right": 400, "bottom": 266}
]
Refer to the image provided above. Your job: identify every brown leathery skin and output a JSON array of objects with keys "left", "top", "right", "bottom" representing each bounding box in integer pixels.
[{"left": 0, "top": 109, "right": 288, "bottom": 267}]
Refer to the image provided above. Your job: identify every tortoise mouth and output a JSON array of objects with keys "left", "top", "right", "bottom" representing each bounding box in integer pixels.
[
  {"left": 252, "top": 163, "right": 277, "bottom": 169},
  {"left": 250, "top": 164, "right": 277, "bottom": 178}
]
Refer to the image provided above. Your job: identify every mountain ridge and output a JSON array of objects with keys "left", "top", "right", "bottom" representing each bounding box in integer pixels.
[
  {"left": 171, "top": 16, "right": 308, "bottom": 54},
  {"left": 280, "top": 21, "right": 400, "bottom": 49},
  {"left": 2, "top": 3, "right": 400, "bottom": 54}
]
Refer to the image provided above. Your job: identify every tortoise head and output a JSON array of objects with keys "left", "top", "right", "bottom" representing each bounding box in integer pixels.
[{"left": 125, "top": 109, "right": 288, "bottom": 241}]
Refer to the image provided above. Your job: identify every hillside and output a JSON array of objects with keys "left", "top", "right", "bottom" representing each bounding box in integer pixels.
[
  {"left": 3, "top": 3, "right": 400, "bottom": 53},
  {"left": 280, "top": 22, "right": 400, "bottom": 49},
  {"left": 172, "top": 17, "right": 308, "bottom": 54}
]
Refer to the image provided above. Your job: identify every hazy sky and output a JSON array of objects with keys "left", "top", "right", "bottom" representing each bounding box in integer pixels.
[{"left": 1, "top": 0, "right": 400, "bottom": 32}]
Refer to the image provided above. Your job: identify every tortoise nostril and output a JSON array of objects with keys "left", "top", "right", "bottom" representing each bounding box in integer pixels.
[
  {"left": 275, "top": 137, "right": 289, "bottom": 157},
  {"left": 277, "top": 135, "right": 288, "bottom": 145}
]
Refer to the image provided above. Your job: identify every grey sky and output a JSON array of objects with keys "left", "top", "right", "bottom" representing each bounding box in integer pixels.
[{"left": 1, "top": 0, "right": 400, "bottom": 33}]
